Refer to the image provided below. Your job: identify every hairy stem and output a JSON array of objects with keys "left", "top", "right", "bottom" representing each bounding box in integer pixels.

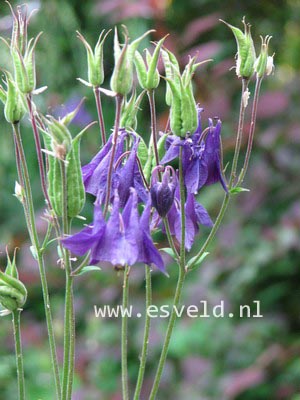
[
  {"left": 122, "top": 265, "right": 130, "bottom": 400},
  {"left": 149, "top": 146, "right": 187, "bottom": 399},
  {"left": 148, "top": 90, "right": 160, "bottom": 166},
  {"left": 104, "top": 94, "right": 123, "bottom": 216},
  {"left": 229, "top": 78, "right": 249, "bottom": 187},
  {"left": 133, "top": 265, "right": 152, "bottom": 400},
  {"left": 93, "top": 86, "right": 106, "bottom": 145},
  {"left": 12, "top": 123, "right": 61, "bottom": 399},
  {"left": 60, "top": 161, "right": 75, "bottom": 400},
  {"left": 12, "top": 310, "right": 25, "bottom": 400},
  {"left": 237, "top": 77, "right": 263, "bottom": 186}
]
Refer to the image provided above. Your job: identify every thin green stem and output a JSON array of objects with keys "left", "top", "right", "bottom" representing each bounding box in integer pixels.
[
  {"left": 104, "top": 94, "right": 123, "bottom": 216},
  {"left": 188, "top": 78, "right": 255, "bottom": 270},
  {"left": 133, "top": 265, "right": 152, "bottom": 400},
  {"left": 148, "top": 90, "right": 160, "bottom": 166},
  {"left": 122, "top": 265, "right": 130, "bottom": 400},
  {"left": 60, "top": 161, "right": 75, "bottom": 400},
  {"left": 12, "top": 123, "right": 61, "bottom": 399},
  {"left": 178, "top": 146, "right": 186, "bottom": 269},
  {"left": 187, "top": 193, "right": 230, "bottom": 271},
  {"left": 229, "top": 78, "right": 249, "bottom": 187},
  {"left": 149, "top": 267, "right": 186, "bottom": 400},
  {"left": 237, "top": 77, "right": 263, "bottom": 186},
  {"left": 163, "top": 217, "right": 179, "bottom": 261},
  {"left": 149, "top": 146, "right": 187, "bottom": 399},
  {"left": 93, "top": 86, "right": 106, "bottom": 145},
  {"left": 12, "top": 310, "right": 25, "bottom": 400}
]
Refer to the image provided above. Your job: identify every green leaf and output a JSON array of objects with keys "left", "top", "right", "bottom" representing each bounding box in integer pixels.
[
  {"left": 229, "top": 186, "right": 250, "bottom": 195},
  {"left": 187, "top": 252, "right": 210, "bottom": 271},
  {"left": 76, "top": 266, "right": 101, "bottom": 276}
]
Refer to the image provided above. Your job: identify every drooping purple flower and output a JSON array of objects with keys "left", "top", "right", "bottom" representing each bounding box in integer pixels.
[
  {"left": 82, "top": 130, "right": 148, "bottom": 206},
  {"left": 62, "top": 189, "right": 165, "bottom": 272},
  {"left": 115, "top": 135, "right": 148, "bottom": 207},
  {"left": 150, "top": 166, "right": 177, "bottom": 217},
  {"left": 161, "top": 108, "right": 227, "bottom": 193},
  {"left": 153, "top": 183, "right": 213, "bottom": 251}
]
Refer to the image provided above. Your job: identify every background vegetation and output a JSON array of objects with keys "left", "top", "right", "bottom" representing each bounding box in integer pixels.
[{"left": 0, "top": 0, "right": 300, "bottom": 399}]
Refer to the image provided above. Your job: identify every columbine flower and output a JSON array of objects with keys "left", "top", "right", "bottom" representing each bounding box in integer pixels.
[
  {"left": 153, "top": 183, "right": 213, "bottom": 251},
  {"left": 150, "top": 165, "right": 177, "bottom": 217},
  {"left": 161, "top": 108, "right": 227, "bottom": 193},
  {"left": 82, "top": 130, "right": 147, "bottom": 206},
  {"left": 62, "top": 189, "right": 165, "bottom": 272}
]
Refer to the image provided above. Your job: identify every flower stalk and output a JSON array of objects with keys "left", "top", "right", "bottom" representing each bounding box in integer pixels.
[
  {"left": 12, "top": 123, "right": 62, "bottom": 399},
  {"left": 12, "top": 309, "right": 25, "bottom": 400},
  {"left": 60, "top": 159, "right": 75, "bottom": 400},
  {"left": 122, "top": 265, "right": 130, "bottom": 400},
  {"left": 133, "top": 265, "right": 152, "bottom": 400}
]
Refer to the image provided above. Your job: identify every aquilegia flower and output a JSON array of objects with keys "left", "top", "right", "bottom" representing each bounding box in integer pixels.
[
  {"left": 82, "top": 130, "right": 147, "bottom": 206},
  {"left": 161, "top": 108, "right": 227, "bottom": 194},
  {"left": 153, "top": 183, "right": 213, "bottom": 251},
  {"left": 150, "top": 165, "right": 177, "bottom": 217},
  {"left": 62, "top": 189, "right": 165, "bottom": 272}
]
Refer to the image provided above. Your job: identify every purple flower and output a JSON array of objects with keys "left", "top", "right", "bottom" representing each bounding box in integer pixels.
[
  {"left": 62, "top": 190, "right": 165, "bottom": 272},
  {"left": 54, "top": 95, "right": 93, "bottom": 127},
  {"left": 161, "top": 108, "right": 227, "bottom": 194},
  {"left": 82, "top": 130, "right": 148, "bottom": 206},
  {"left": 154, "top": 184, "right": 213, "bottom": 251},
  {"left": 150, "top": 166, "right": 177, "bottom": 217}
]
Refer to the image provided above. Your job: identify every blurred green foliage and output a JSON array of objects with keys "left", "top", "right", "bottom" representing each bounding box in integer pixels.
[{"left": 0, "top": 0, "right": 300, "bottom": 399}]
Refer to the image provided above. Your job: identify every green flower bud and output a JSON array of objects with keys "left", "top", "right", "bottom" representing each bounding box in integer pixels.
[
  {"left": 134, "top": 36, "right": 166, "bottom": 90},
  {"left": 255, "top": 35, "right": 274, "bottom": 78},
  {"left": 77, "top": 30, "right": 110, "bottom": 87},
  {"left": 221, "top": 17, "right": 256, "bottom": 79},
  {"left": 0, "top": 249, "right": 27, "bottom": 313},
  {"left": 110, "top": 27, "right": 153, "bottom": 95},
  {"left": 0, "top": 72, "right": 26, "bottom": 124},
  {"left": 120, "top": 90, "right": 145, "bottom": 130}
]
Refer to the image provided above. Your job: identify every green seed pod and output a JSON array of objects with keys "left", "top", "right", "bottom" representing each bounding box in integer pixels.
[
  {"left": 65, "top": 133, "right": 86, "bottom": 217},
  {"left": 11, "top": 33, "right": 41, "bottom": 94},
  {"left": 3, "top": 74, "right": 26, "bottom": 124},
  {"left": 221, "top": 17, "right": 256, "bottom": 79},
  {"left": 41, "top": 120, "right": 88, "bottom": 218},
  {"left": 0, "top": 251, "right": 27, "bottom": 312},
  {"left": 161, "top": 48, "right": 180, "bottom": 106},
  {"left": 134, "top": 36, "right": 166, "bottom": 90},
  {"left": 7, "top": 2, "right": 29, "bottom": 55},
  {"left": 134, "top": 51, "right": 148, "bottom": 89},
  {"left": 111, "top": 28, "right": 153, "bottom": 95},
  {"left": 77, "top": 30, "right": 110, "bottom": 87},
  {"left": 120, "top": 90, "right": 145, "bottom": 130},
  {"left": 255, "top": 35, "right": 274, "bottom": 78},
  {"left": 46, "top": 117, "right": 72, "bottom": 151}
]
